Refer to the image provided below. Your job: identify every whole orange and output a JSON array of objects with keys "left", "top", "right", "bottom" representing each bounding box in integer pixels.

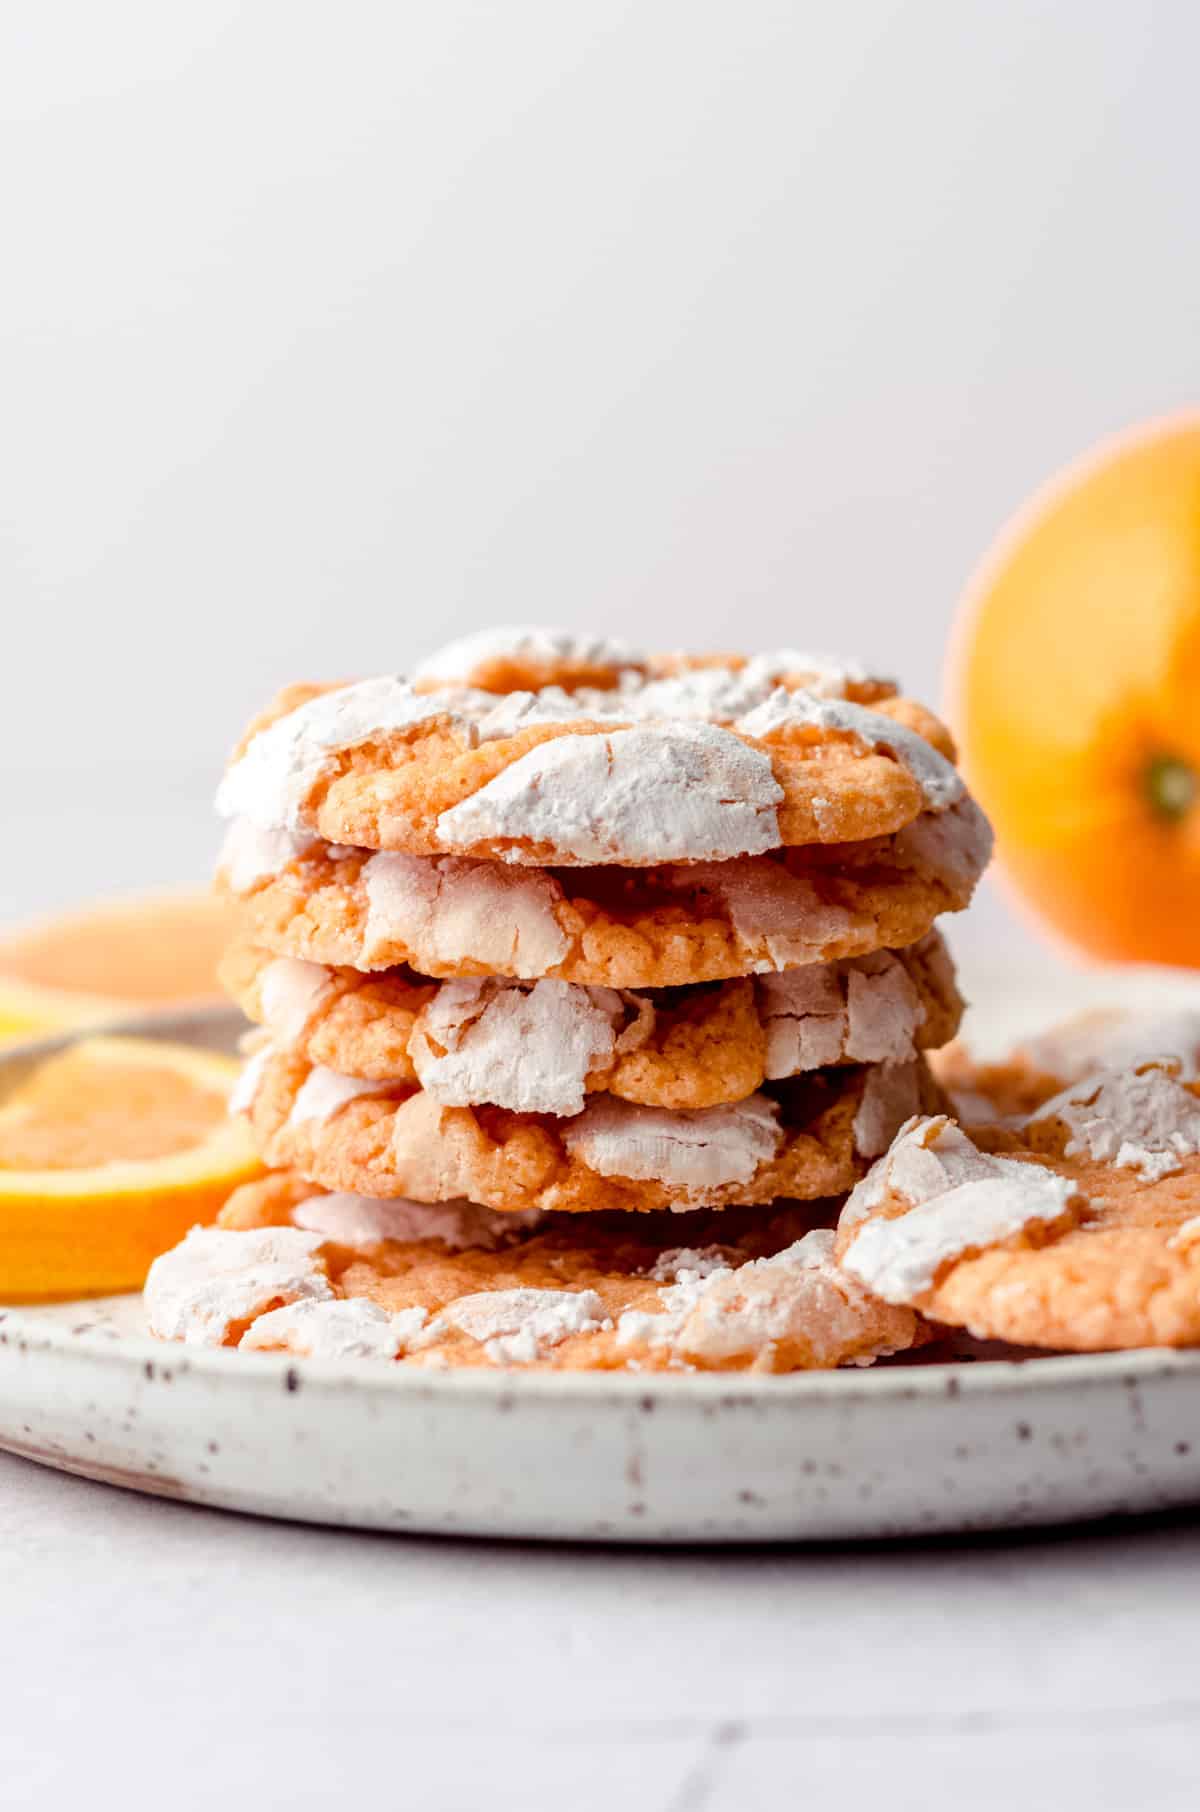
[{"left": 949, "top": 411, "right": 1200, "bottom": 966}]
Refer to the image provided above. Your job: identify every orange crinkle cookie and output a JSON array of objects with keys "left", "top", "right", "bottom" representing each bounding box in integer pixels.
[
  {"left": 214, "top": 666, "right": 965, "bottom": 865},
  {"left": 144, "top": 1173, "right": 923, "bottom": 1372},
  {"left": 216, "top": 797, "right": 992, "bottom": 988},
  {"left": 221, "top": 931, "right": 962, "bottom": 1109},
  {"left": 233, "top": 1042, "right": 944, "bottom": 1214},
  {"left": 834, "top": 1052, "right": 1200, "bottom": 1350}
]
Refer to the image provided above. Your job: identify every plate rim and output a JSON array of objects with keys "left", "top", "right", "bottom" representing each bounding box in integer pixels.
[{"left": 4, "top": 1295, "right": 1200, "bottom": 1410}]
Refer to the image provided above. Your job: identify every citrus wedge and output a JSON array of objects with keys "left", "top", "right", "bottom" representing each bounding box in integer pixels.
[
  {"left": 0, "top": 890, "right": 234, "bottom": 1044},
  {"left": 0, "top": 1036, "right": 262, "bottom": 1301},
  {"left": 948, "top": 411, "right": 1200, "bottom": 965}
]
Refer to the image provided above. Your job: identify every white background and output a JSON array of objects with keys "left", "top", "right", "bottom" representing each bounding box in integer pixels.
[{"left": 4, "top": 2, "right": 1200, "bottom": 855}]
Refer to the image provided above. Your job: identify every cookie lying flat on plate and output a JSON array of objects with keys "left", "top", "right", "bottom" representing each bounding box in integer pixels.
[
  {"left": 236, "top": 1043, "right": 943, "bottom": 1213},
  {"left": 835, "top": 1058, "right": 1200, "bottom": 1349},
  {"left": 146, "top": 1173, "right": 921, "bottom": 1372},
  {"left": 218, "top": 798, "right": 991, "bottom": 988},
  {"left": 221, "top": 931, "right": 962, "bottom": 1109},
  {"left": 933, "top": 1005, "right": 1200, "bottom": 1124},
  {"left": 215, "top": 672, "right": 963, "bottom": 863}
]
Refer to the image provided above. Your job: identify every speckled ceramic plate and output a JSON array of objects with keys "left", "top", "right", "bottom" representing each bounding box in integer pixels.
[{"left": 3, "top": 975, "right": 1200, "bottom": 1542}]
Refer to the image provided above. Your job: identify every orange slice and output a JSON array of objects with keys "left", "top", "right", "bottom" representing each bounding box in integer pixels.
[
  {"left": 0, "top": 1036, "right": 262, "bottom": 1301},
  {"left": 0, "top": 890, "right": 234, "bottom": 1044},
  {"left": 948, "top": 411, "right": 1200, "bottom": 965}
]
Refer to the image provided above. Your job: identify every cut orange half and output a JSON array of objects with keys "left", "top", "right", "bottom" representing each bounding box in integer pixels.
[
  {"left": 0, "top": 1036, "right": 262, "bottom": 1302},
  {"left": 948, "top": 411, "right": 1200, "bottom": 966},
  {"left": 0, "top": 890, "right": 234, "bottom": 1044}
]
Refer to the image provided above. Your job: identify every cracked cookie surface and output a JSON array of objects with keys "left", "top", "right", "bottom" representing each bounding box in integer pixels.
[
  {"left": 835, "top": 1056, "right": 1200, "bottom": 1349},
  {"left": 236, "top": 1043, "right": 944, "bottom": 1213},
  {"left": 144, "top": 1172, "right": 921, "bottom": 1371},
  {"left": 218, "top": 797, "right": 991, "bottom": 988},
  {"left": 222, "top": 932, "right": 962, "bottom": 1111},
  {"left": 216, "top": 672, "right": 964, "bottom": 864},
  {"left": 412, "top": 626, "right": 898, "bottom": 704}
]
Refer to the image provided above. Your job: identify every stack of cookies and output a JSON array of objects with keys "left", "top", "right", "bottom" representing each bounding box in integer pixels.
[{"left": 145, "top": 627, "right": 995, "bottom": 1371}]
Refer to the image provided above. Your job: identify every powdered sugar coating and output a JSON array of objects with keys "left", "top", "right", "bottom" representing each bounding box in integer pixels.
[
  {"left": 363, "top": 851, "right": 568, "bottom": 977},
  {"left": 441, "top": 1286, "right": 608, "bottom": 1364},
  {"left": 292, "top": 1191, "right": 540, "bottom": 1250},
  {"left": 259, "top": 957, "right": 333, "bottom": 1045},
  {"left": 228, "top": 1044, "right": 271, "bottom": 1117},
  {"left": 414, "top": 626, "right": 645, "bottom": 689},
  {"left": 435, "top": 722, "right": 784, "bottom": 864},
  {"left": 618, "top": 1229, "right": 918, "bottom": 1367},
  {"left": 615, "top": 1262, "right": 723, "bottom": 1350},
  {"left": 144, "top": 1226, "right": 333, "bottom": 1346},
  {"left": 241, "top": 1296, "right": 430, "bottom": 1359},
  {"left": 562, "top": 1093, "right": 781, "bottom": 1194},
  {"left": 286, "top": 1064, "right": 393, "bottom": 1128},
  {"left": 1022, "top": 1010, "right": 1200, "bottom": 1084},
  {"left": 413, "top": 631, "right": 884, "bottom": 706},
  {"left": 892, "top": 797, "right": 993, "bottom": 889},
  {"left": 740, "top": 649, "right": 877, "bottom": 696},
  {"left": 839, "top": 1116, "right": 1079, "bottom": 1302},
  {"left": 222, "top": 791, "right": 989, "bottom": 988},
  {"left": 852, "top": 1059, "right": 925, "bottom": 1158},
  {"left": 737, "top": 691, "right": 963, "bottom": 812},
  {"left": 219, "top": 820, "right": 315, "bottom": 893},
  {"left": 1031, "top": 1060, "right": 1200, "bottom": 1181},
  {"left": 843, "top": 1112, "right": 1074, "bottom": 1226},
  {"left": 648, "top": 1246, "right": 733, "bottom": 1283},
  {"left": 759, "top": 949, "right": 926, "bottom": 1076},
  {"left": 410, "top": 977, "right": 623, "bottom": 1116},
  {"left": 453, "top": 670, "right": 879, "bottom": 743},
  {"left": 688, "top": 861, "right": 855, "bottom": 971},
  {"left": 216, "top": 677, "right": 459, "bottom": 832}
]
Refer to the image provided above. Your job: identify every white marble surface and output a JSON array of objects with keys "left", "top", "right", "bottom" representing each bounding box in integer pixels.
[{"left": 3, "top": 777, "right": 1198, "bottom": 1811}]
